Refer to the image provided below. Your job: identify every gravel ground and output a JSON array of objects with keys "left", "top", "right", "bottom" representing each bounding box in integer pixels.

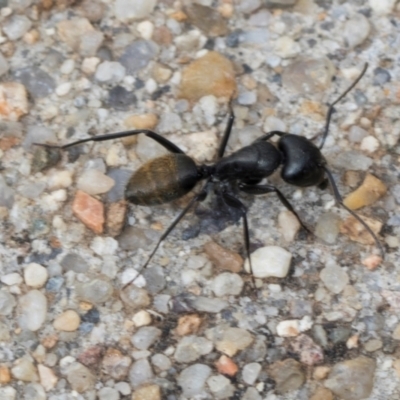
[{"left": 0, "top": 0, "right": 400, "bottom": 399}]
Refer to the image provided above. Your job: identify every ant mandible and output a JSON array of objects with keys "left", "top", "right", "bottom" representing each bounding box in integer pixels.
[{"left": 37, "top": 62, "right": 384, "bottom": 281}]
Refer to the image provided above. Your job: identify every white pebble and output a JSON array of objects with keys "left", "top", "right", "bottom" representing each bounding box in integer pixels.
[
  {"left": 18, "top": 290, "right": 47, "bottom": 331},
  {"left": 237, "top": 91, "right": 257, "bottom": 105},
  {"left": 90, "top": 237, "right": 118, "bottom": 256},
  {"left": 115, "top": 0, "right": 157, "bottom": 22},
  {"left": 48, "top": 170, "right": 73, "bottom": 190},
  {"left": 82, "top": 57, "right": 100, "bottom": 75},
  {"left": 77, "top": 169, "right": 115, "bottom": 195},
  {"left": 320, "top": 264, "right": 349, "bottom": 294},
  {"left": 276, "top": 319, "right": 300, "bottom": 337},
  {"left": 137, "top": 20, "right": 154, "bottom": 39},
  {"left": 95, "top": 61, "right": 126, "bottom": 83},
  {"left": 274, "top": 36, "right": 300, "bottom": 58},
  {"left": 55, "top": 82, "right": 72, "bottom": 96},
  {"left": 133, "top": 310, "right": 151, "bottom": 327},
  {"left": 145, "top": 78, "right": 157, "bottom": 94},
  {"left": 24, "top": 263, "right": 48, "bottom": 288},
  {"left": 242, "top": 363, "right": 262, "bottom": 385},
  {"left": 1, "top": 273, "right": 23, "bottom": 286},
  {"left": 343, "top": 14, "right": 370, "bottom": 48},
  {"left": 211, "top": 273, "right": 243, "bottom": 297},
  {"left": 60, "top": 59, "right": 75, "bottom": 75},
  {"left": 244, "top": 246, "right": 292, "bottom": 279},
  {"left": 360, "top": 135, "right": 379, "bottom": 153},
  {"left": 369, "top": 0, "right": 396, "bottom": 14},
  {"left": 278, "top": 210, "right": 301, "bottom": 242}
]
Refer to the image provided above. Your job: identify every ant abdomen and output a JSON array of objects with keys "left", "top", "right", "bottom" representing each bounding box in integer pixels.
[{"left": 125, "top": 153, "right": 198, "bottom": 206}]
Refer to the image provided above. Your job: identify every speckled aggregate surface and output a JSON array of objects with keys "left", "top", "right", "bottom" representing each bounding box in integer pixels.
[{"left": 0, "top": 0, "right": 400, "bottom": 399}]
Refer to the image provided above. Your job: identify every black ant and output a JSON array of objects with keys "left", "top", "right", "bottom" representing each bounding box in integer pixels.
[{"left": 36, "top": 63, "right": 384, "bottom": 283}]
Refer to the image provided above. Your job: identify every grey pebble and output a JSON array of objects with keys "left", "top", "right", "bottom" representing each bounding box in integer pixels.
[
  {"left": 131, "top": 326, "right": 161, "bottom": 350},
  {"left": 13, "top": 67, "right": 56, "bottom": 98}
]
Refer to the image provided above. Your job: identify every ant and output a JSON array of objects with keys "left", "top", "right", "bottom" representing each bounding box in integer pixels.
[{"left": 36, "top": 63, "right": 384, "bottom": 283}]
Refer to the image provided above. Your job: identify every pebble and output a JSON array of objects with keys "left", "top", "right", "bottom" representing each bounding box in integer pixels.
[
  {"left": 291, "top": 334, "right": 324, "bottom": 366},
  {"left": 174, "top": 335, "right": 213, "bottom": 363},
  {"left": 369, "top": 0, "right": 396, "bottom": 14},
  {"left": 135, "top": 132, "right": 169, "bottom": 162},
  {"left": 72, "top": 190, "right": 104, "bottom": 234},
  {"left": 115, "top": 0, "right": 156, "bottom": 22},
  {"left": 18, "top": 290, "right": 47, "bottom": 331},
  {"left": 184, "top": 3, "right": 228, "bottom": 36},
  {"left": 274, "top": 36, "right": 301, "bottom": 58},
  {"left": 324, "top": 356, "right": 376, "bottom": 400},
  {"left": 13, "top": 67, "right": 55, "bottom": 98},
  {"left": 120, "top": 285, "right": 151, "bottom": 310},
  {"left": 278, "top": 210, "right": 301, "bottom": 242},
  {"left": 0, "top": 176, "right": 14, "bottom": 208},
  {"left": 242, "top": 387, "right": 262, "bottom": 400},
  {"left": 362, "top": 254, "right": 382, "bottom": 270},
  {"left": 57, "top": 18, "right": 94, "bottom": 51},
  {"left": 215, "top": 355, "right": 238, "bottom": 377},
  {"left": 80, "top": 30, "right": 104, "bottom": 56},
  {"left": 77, "top": 169, "right": 115, "bottom": 195},
  {"left": 242, "top": 362, "right": 262, "bottom": 385},
  {"left": 47, "top": 170, "right": 73, "bottom": 189},
  {"left": 343, "top": 14, "right": 370, "bottom": 48},
  {"left": 373, "top": 67, "right": 391, "bottom": 86},
  {"left": 0, "top": 82, "right": 29, "bottom": 121},
  {"left": 392, "top": 323, "right": 400, "bottom": 340},
  {"left": 320, "top": 264, "right": 349, "bottom": 294},
  {"left": 315, "top": 212, "right": 340, "bottom": 244},
  {"left": 82, "top": 57, "right": 100, "bottom": 75},
  {"left": 175, "top": 314, "right": 202, "bottom": 336},
  {"left": 178, "top": 364, "right": 211, "bottom": 397},
  {"left": 132, "top": 310, "right": 151, "bottom": 327},
  {"left": 343, "top": 174, "right": 387, "bottom": 210},
  {"left": 204, "top": 241, "right": 243, "bottom": 273},
  {"left": 282, "top": 57, "right": 334, "bottom": 95},
  {"left": 38, "top": 364, "right": 57, "bottom": 391},
  {"left": 75, "top": 279, "right": 113, "bottom": 304},
  {"left": 207, "top": 326, "right": 253, "bottom": 357},
  {"left": 313, "top": 366, "right": 331, "bottom": 380},
  {"left": 0, "top": 387, "right": 16, "bottom": 400},
  {"left": 95, "top": 61, "right": 126, "bottom": 84},
  {"left": 340, "top": 215, "right": 382, "bottom": 245},
  {"left": 124, "top": 113, "right": 158, "bottom": 131},
  {"left": 131, "top": 326, "right": 161, "bottom": 350},
  {"left": 137, "top": 20, "right": 154, "bottom": 40},
  {"left": 66, "top": 362, "right": 96, "bottom": 393},
  {"left": 191, "top": 296, "right": 228, "bottom": 313},
  {"left": 1, "top": 273, "right": 22, "bottom": 286},
  {"left": 179, "top": 51, "right": 237, "bottom": 101},
  {"left": 0, "top": 290, "right": 16, "bottom": 316},
  {"left": 11, "top": 357, "right": 38, "bottom": 382},
  {"left": 24, "top": 263, "right": 48, "bottom": 288},
  {"left": 151, "top": 353, "right": 171, "bottom": 371},
  {"left": 0, "top": 52, "right": 9, "bottom": 76},
  {"left": 360, "top": 135, "right": 379, "bottom": 152},
  {"left": 129, "top": 359, "right": 153, "bottom": 388},
  {"left": 119, "top": 40, "right": 158, "bottom": 75},
  {"left": 55, "top": 82, "right": 72, "bottom": 96},
  {"left": 3, "top": 15, "right": 32, "bottom": 40},
  {"left": 60, "top": 253, "right": 89, "bottom": 273},
  {"left": 211, "top": 273, "right": 244, "bottom": 297},
  {"left": 106, "top": 200, "right": 127, "bottom": 237},
  {"left": 142, "top": 266, "right": 165, "bottom": 294},
  {"left": 98, "top": 387, "right": 119, "bottom": 400},
  {"left": 269, "top": 358, "right": 305, "bottom": 394},
  {"left": 131, "top": 384, "right": 161, "bottom": 400},
  {"left": 333, "top": 151, "right": 373, "bottom": 171},
  {"left": 207, "top": 374, "right": 235, "bottom": 399},
  {"left": 102, "top": 348, "right": 131, "bottom": 380},
  {"left": 117, "top": 226, "right": 154, "bottom": 251},
  {"left": 364, "top": 339, "right": 382, "bottom": 352},
  {"left": 53, "top": 310, "right": 81, "bottom": 332},
  {"left": 276, "top": 319, "right": 301, "bottom": 337},
  {"left": 310, "top": 387, "right": 334, "bottom": 400},
  {"left": 244, "top": 246, "right": 292, "bottom": 279}
]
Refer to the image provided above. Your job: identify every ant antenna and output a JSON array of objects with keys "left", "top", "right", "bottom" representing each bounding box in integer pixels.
[{"left": 319, "top": 63, "right": 368, "bottom": 150}]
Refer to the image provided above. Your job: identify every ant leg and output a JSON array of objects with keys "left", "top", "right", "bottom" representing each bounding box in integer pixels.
[
  {"left": 323, "top": 166, "right": 385, "bottom": 258},
  {"left": 221, "top": 192, "right": 255, "bottom": 287},
  {"left": 319, "top": 63, "right": 368, "bottom": 150},
  {"left": 136, "top": 181, "right": 210, "bottom": 275},
  {"left": 217, "top": 100, "right": 235, "bottom": 159},
  {"left": 35, "top": 129, "right": 185, "bottom": 154},
  {"left": 238, "top": 183, "right": 312, "bottom": 235}
]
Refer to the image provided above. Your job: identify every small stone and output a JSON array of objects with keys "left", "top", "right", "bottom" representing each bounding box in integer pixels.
[
  {"left": 0, "top": 291, "right": 16, "bottom": 316},
  {"left": 106, "top": 200, "right": 127, "bottom": 237},
  {"left": 184, "top": 3, "right": 228, "bottom": 36},
  {"left": 129, "top": 359, "right": 153, "bottom": 388},
  {"left": 1, "top": 273, "right": 22, "bottom": 286},
  {"left": 274, "top": 36, "right": 301, "bottom": 58},
  {"left": 0, "top": 387, "right": 16, "bottom": 400},
  {"left": 244, "top": 246, "right": 292, "bottom": 279},
  {"left": 191, "top": 296, "right": 228, "bottom": 313},
  {"left": 362, "top": 254, "right": 382, "bottom": 270},
  {"left": 346, "top": 335, "right": 359, "bottom": 349},
  {"left": 325, "top": 356, "right": 376, "bottom": 400},
  {"left": 38, "top": 364, "right": 57, "bottom": 391},
  {"left": 95, "top": 61, "right": 126, "bottom": 83},
  {"left": 119, "top": 40, "right": 158, "bottom": 75},
  {"left": 315, "top": 212, "right": 341, "bottom": 244},
  {"left": 332, "top": 151, "right": 373, "bottom": 171},
  {"left": 291, "top": 334, "right": 324, "bottom": 366},
  {"left": 343, "top": 14, "right": 370, "bottom": 48},
  {"left": 242, "top": 363, "right": 262, "bottom": 385},
  {"left": 175, "top": 335, "right": 213, "bottom": 363},
  {"left": 82, "top": 57, "right": 100, "bottom": 75},
  {"left": 360, "top": 135, "right": 379, "bottom": 153},
  {"left": 3, "top": 15, "right": 32, "bottom": 40},
  {"left": 57, "top": 18, "right": 94, "bottom": 51},
  {"left": 369, "top": 0, "right": 396, "bottom": 15},
  {"left": 77, "top": 169, "right": 115, "bottom": 195},
  {"left": 120, "top": 285, "right": 151, "bottom": 310},
  {"left": 313, "top": 366, "right": 331, "bottom": 380},
  {"left": 152, "top": 63, "right": 172, "bottom": 83},
  {"left": 343, "top": 174, "right": 387, "bottom": 210},
  {"left": 269, "top": 358, "right": 305, "bottom": 394},
  {"left": 320, "top": 264, "right": 349, "bottom": 294},
  {"left": 207, "top": 326, "right": 253, "bottom": 357},
  {"left": 98, "top": 387, "right": 119, "bottom": 400},
  {"left": 55, "top": 82, "right": 72, "bottom": 96},
  {"left": 66, "top": 362, "right": 96, "bottom": 393},
  {"left": 278, "top": 210, "right": 301, "bottom": 242},
  {"left": 0, "top": 52, "right": 9, "bottom": 77},
  {"left": 276, "top": 320, "right": 300, "bottom": 337},
  {"left": 72, "top": 190, "right": 104, "bottom": 234},
  {"left": 211, "top": 273, "right": 244, "bottom": 297},
  {"left": 0, "top": 82, "right": 29, "bottom": 121},
  {"left": 11, "top": 357, "right": 38, "bottom": 382},
  {"left": 80, "top": 30, "right": 104, "bottom": 56},
  {"left": 215, "top": 355, "right": 238, "bottom": 377},
  {"left": 204, "top": 241, "right": 243, "bottom": 273},
  {"left": 24, "top": 263, "right": 48, "bottom": 288},
  {"left": 178, "top": 364, "right": 212, "bottom": 397},
  {"left": 124, "top": 113, "right": 158, "bottom": 131},
  {"left": 137, "top": 20, "right": 154, "bottom": 40},
  {"left": 132, "top": 310, "right": 151, "bottom": 327},
  {"left": 75, "top": 279, "right": 113, "bottom": 304},
  {"left": 131, "top": 326, "right": 161, "bottom": 350},
  {"left": 0, "top": 365, "right": 11, "bottom": 384},
  {"left": 179, "top": 51, "right": 237, "bottom": 101},
  {"left": 131, "top": 384, "right": 161, "bottom": 400},
  {"left": 340, "top": 215, "right": 382, "bottom": 246},
  {"left": 364, "top": 339, "right": 382, "bottom": 352},
  {"left": 53, "top": 310, "right": 80, "bottom": 332},
  {"left": 151, "top": 354, "right": 171, "bottom": 371},
  {"left": 175, "top": 314, "right": 202, "bottom": 336},
  {"left": 392, "top": 324, "right": 400, "bottom": 340},
  {"left": 207, "top": 374, "right": 235, "bottom": 399},
  {"left": 18, "top": 290, "right": 47, "bottom": 331},
  {"left": 310, "top": 387, "right": 334, "bottom": 400},
  {"left": 393, "top": 359, "right": 400, "bottom": 378},
  {"left": 115, "top": 0, "right": 156, "bottom": 22},
  {"left": 60, "top": 253, "right": 89, "bottom": 273},
  {"left": 102, "top": 348, "right": 131, "bottom": 380}
]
